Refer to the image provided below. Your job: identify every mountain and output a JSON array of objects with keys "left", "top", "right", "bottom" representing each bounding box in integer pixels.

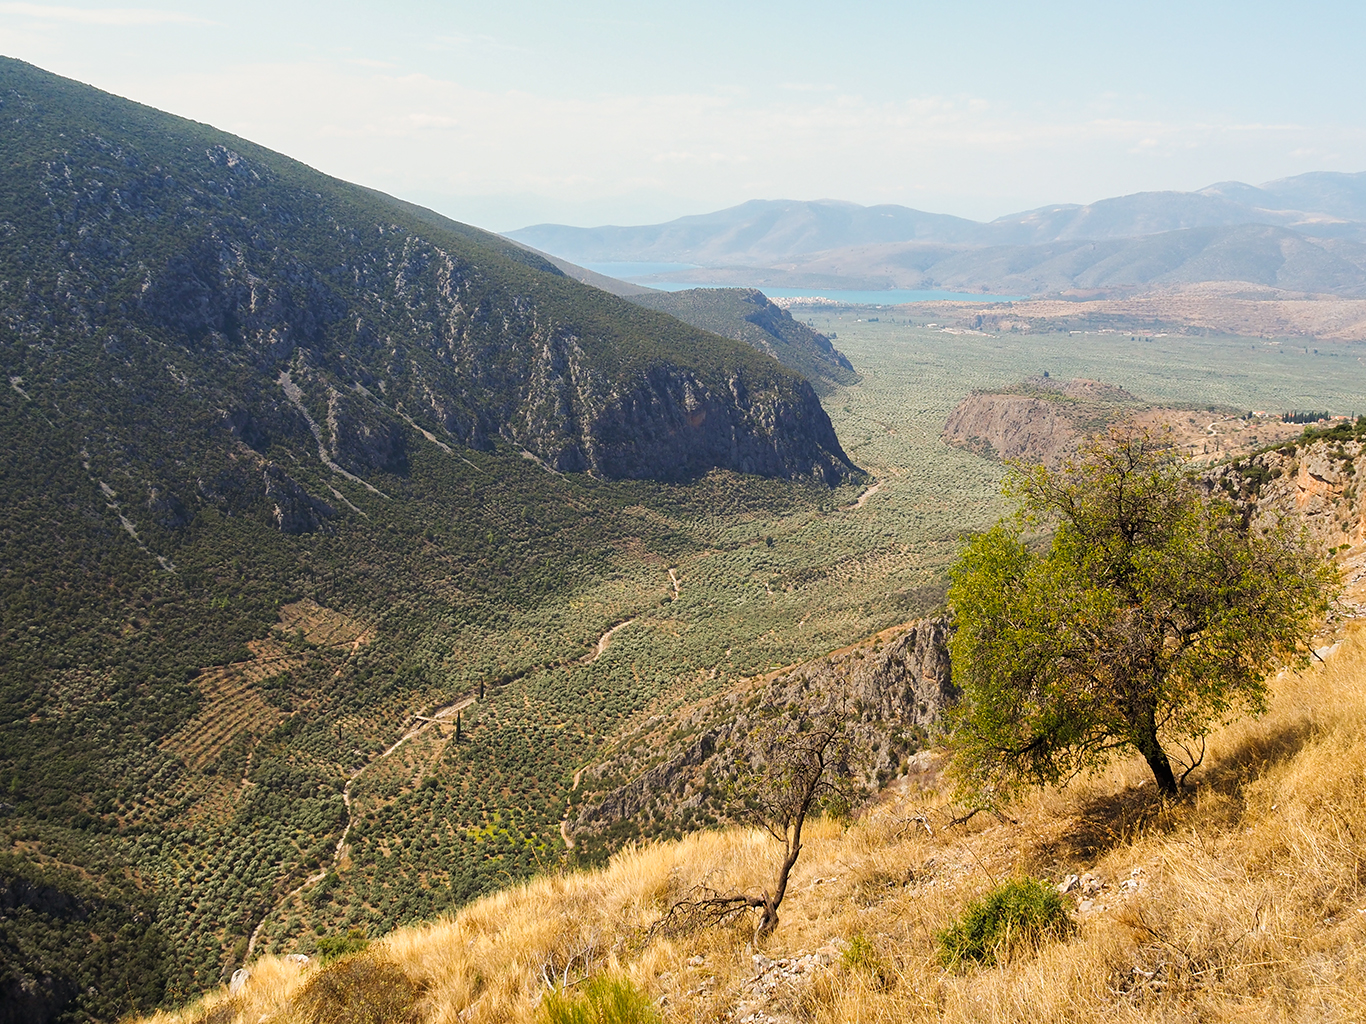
[
  {"left": 638, "top": 224, "right": 1366, "bottom": 298},
  {"left": 625, "top": 288, "right": 858, "bottom": 395},
  {"left": 983, "top": 191, "right": 1297, "bottom": 244},
  {"left": 507, "top": 174, "right": 1366, "bottom": 298},
  {"left": 506, "top": 199, "right": 983, "bottom": 267},
  {"left": 1204, "top": 171, "right": 1366, "bottom": 226},
  {"left": 0, "top": 56, "right": 865, "bottom": 1023}
]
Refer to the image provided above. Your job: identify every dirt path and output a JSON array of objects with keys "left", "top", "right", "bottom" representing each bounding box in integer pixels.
[
  {"left": 246, "top": 692, "right": 477, "bottom": 958},
  {"left": 668, "top": 568, "right": 681, "bottom": 596},
  {"left": 849, "top": 479, "right": 882, "bottom": 509},
  {"left": 582, "top": 618, "right": 637, "bottom": 664}
]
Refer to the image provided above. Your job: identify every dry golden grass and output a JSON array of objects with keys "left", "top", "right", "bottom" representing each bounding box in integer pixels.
[{"left": 140, "top": 623, "right": 1366, "bottom": 1024}]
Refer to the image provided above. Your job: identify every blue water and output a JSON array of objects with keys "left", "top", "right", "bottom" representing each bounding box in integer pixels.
[{"left": 643, "top": 283, "right": 1025, "bottom": 304}]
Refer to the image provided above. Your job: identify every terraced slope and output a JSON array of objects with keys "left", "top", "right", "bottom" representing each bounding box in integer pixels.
[{"left": 0, "top": 56, "right": 864, "bottom": 1022}]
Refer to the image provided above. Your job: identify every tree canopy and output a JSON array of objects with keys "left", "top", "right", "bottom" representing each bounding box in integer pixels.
[{"left": 946, "top": 427, "right": 1337, "bottom": 798}]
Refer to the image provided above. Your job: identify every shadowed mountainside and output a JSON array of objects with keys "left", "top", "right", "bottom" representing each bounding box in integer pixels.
[{"left": 0, "top": 56, "right": 863, "bottom": 1023}]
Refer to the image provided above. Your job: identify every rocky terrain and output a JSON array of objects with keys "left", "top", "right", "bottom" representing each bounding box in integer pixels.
[
  {"left": 942, "top": 377, "right": 1305, "bottom": 468},
  {"left": 564, "top": 617, "right": 954, "bottom": 854},
  {"left": 1207, "top": 422, "right": 1366, "bottom": 558},
  {"left": 626, "top": 288, "right": 858, "bottom": 395}
]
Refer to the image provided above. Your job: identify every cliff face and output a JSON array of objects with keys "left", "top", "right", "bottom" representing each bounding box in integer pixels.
[
  {"left": 567, "top": 617, "right": 955, "bottom": 846},
  {"left": 941, "top": 378, "right": 1138, "bottom": 466},
  {"left": 0, "top": 58, "right": 859, "bottom": 504},
  {"left": 1205, "top": 431, "right": 1366, "bottom": 552},
  {"left": 627, "top": 288, "right": 859, "bottom": 396},
  {"left": 942, "top": 392, "right": 1087, "bottom": 465}
]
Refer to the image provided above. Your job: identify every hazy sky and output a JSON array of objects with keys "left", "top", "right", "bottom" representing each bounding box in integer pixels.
[{"left": 2, "top": 1, "right": 1364, "bottom": 231}]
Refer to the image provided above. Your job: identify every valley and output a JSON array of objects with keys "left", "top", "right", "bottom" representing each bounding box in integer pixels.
[
  {"left": 208, "top": 315, "right": 1366, "bottom": 971},
  {"left": 4, "top": 58, "right": 1366, "bottom": 1024}
]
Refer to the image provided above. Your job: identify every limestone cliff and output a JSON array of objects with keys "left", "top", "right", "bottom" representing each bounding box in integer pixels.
[
  {"left": 566, "top": 617, "right": 954, "bottom": 847},
  {"left": 941, "top": 378, "right": 1138, "bottom": 466},
  {"left": 1204, "top": 429, "right": 1366, "bottom": 552}
]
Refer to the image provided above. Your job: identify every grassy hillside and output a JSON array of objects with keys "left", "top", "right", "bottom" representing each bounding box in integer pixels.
[{"left": 144, "top": 615, "right": 1366, "bottom": 1024}]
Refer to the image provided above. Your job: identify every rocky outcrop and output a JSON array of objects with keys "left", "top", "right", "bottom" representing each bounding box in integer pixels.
[
  {"left": 1203, "top": 430, "right": 1366, "bottom": 551},
  {"left": 568, "top": 617, "right": 955, "bottom": 841},
  {"left": 942, "top": 378, "right": 1137, "bottom": 466},
  {"left": 262, "top": 465, "right": 335, "bottom": 534}
]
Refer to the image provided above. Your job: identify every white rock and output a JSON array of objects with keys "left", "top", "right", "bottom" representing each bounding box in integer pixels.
[
  {"left": 228, "top": 968, "right": 250, "bottom": 994},
  {"left": 1058, "top": 874, "right": 1079, "bottom": 894}
]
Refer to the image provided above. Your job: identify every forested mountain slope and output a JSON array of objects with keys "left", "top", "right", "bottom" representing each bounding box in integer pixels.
[
  {"left": 0, "top": 57, "right": 861, "bottom": 1023},
  {"left": 626, "top": 288, "right": 858, "bottom": 395}
]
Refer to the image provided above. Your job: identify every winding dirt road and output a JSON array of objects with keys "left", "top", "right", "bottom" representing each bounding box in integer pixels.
[
  {"left": 246, "top": 694, "right": 475, "bottom": 957},
  {"left": 849, "top": 479, "right": 882, "bottom": 509},
  {"left": 582, "top": 618, "right": 637, "bottom": 663},
  {"left": 246, "top": 609, "right": 654, "bottom": 957}
]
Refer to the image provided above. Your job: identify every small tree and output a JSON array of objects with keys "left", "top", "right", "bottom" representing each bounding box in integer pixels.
[
  {"left": 948, "top": 427, "right": 1336, "bottom": 799},
  {"left": 658, "top": 712, "right": 858, "bottom": 942}
]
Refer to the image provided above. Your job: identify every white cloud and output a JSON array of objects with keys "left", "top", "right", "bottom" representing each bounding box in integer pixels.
[{"left": 0, "top": 3, "right": 214, "bottom": 25}]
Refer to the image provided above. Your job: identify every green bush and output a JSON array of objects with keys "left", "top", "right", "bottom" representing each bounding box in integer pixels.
[
  {"left": 934, "top": 878, "right": 1070, "bottom": 968},
  {"left": 840, "top": 932, "right": 891, "bottom": 987},
  {"left": 315, "top": 929, "right": 371, "bottom": 964},
  {"left": 539, "top": 975, "right": 660, "bottom": 1024}
]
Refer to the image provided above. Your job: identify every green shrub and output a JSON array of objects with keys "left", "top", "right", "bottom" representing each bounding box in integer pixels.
[
  {"left": 315, "top": 929, "right": 371, "bottom": 964},
  {"left": 840, "top": 932, "right": 891, "bottom": 986},
  {"left": 539, "top": 975, "right": 660, "bottom": 1024},
  {"left": 934, "top": 878, "right": 1070, "bottom": 968}
]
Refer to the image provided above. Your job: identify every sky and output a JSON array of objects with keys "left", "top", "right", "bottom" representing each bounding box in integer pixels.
[{"left": 2, "top": 1, "right": 1364, "bottom": 232}]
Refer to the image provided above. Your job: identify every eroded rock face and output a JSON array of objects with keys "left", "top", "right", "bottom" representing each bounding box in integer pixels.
[
  {"left": 567, "top": 617, "right": 955, "bottom": 842},
  {"left": 942, "top": 392, "right": 1082, "bottom": 465},
  {"left": 262, "top": 465, "right": 334, "bottom": 535},
  {"left": 1203, "top": 435, "right": 1366, "bottom": 550},
  {"left": 586, "top": 366, "right": 853, "bottom": 484},
  {"left": 942, "top": 379, "right": 1139, "bottom": 467}
]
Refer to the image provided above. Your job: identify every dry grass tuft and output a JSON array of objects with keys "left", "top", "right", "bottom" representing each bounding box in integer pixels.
[{"left": 140, "top": 623, "right": 1366, "bottom": 1024}]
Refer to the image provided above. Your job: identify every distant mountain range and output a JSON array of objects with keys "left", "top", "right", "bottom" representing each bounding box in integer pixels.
[{"left": 505, "top": 175, "right": 1366, "bottom": 297}]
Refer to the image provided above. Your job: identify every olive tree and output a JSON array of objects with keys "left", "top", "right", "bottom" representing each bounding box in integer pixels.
[{"left": 947, "top": 427, "right": 1336, "bottom": 798}]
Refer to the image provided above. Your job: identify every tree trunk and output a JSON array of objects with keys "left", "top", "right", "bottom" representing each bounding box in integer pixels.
[
  {"left": 1132, "top": 717, "right": 1178, "bottom": 796},
  {"left": 753, "top": 897, "right": 779, "bottom": 941}
]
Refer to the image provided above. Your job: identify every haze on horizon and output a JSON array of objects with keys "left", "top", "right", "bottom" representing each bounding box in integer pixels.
[{"left": 1, "top": 0, "right": 1363, "bottom": 232}]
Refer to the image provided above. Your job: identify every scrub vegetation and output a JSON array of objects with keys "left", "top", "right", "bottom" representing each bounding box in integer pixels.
[{"left": 141, "top": 621, "right": 1366, "bottom": 1024}]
